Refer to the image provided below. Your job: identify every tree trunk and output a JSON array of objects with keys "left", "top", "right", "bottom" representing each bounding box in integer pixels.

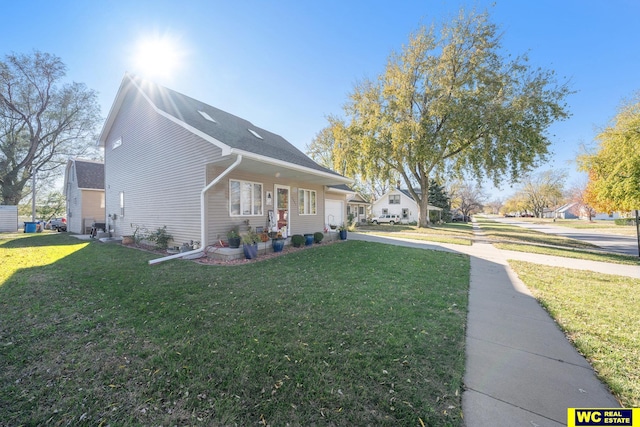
[{"left": 418, "top": 193, "right": 431, "bottom": 228}]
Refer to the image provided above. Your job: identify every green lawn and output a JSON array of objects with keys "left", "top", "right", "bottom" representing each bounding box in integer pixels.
[
  {"left": 357, "top": 223, "right": 474, "bottom": 246},
  {"left": 509, "top": 261, "right": 640, "bottom": 407},
  {"left": 0, "top": 233, "right": 469, "bottom": 426}
]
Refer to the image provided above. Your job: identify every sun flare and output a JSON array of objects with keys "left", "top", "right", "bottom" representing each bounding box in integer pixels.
[{"left": 131, "top": 33, "right": 186, "bottom": 80}]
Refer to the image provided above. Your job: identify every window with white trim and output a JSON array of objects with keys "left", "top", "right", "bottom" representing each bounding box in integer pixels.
[
  {"left": 230, "top": 179, "right": 263, "bottom": 216},
  {"left": 389, "top": 194, "right": 400, "bottom": 204},
  {"left": 298, "top": 189, "right": 317, "bottom": 215}
]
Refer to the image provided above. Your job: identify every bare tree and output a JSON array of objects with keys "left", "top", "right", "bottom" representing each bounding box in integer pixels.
[
  {"left": 518, "top": 170, "right": 566, "bottom": 217},
  {"left": 449, "top": 180, "right": 486, "bottom": 219},
  {"left": 0, "top": 51, "right": 101, "bottom": 205}
]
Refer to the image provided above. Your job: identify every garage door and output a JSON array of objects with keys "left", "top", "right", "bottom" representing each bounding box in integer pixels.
[{"left": 325, "top": 199, "right": 344, "bottom": 228}]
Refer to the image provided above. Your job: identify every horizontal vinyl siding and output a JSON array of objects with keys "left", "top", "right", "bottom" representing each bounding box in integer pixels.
[
  {"left": 205, "top": 166, "right": 326, "bottom": 243},
  {"left": 104, "top": 88, "right": 223, "bottom": 245},
  {"left": 67, "top": 178, "right": 84, "bottom": 233},
  {"left": 82, "top": 190, "right": 105, "bottom": 226}
]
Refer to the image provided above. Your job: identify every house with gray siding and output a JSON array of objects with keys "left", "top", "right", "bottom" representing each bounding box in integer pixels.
[
  {"left": 64, "top": 159, "right": 105, "bottom": 234},
  {"left": 98, "top": 74, "right": 351, "bottom": 253}
]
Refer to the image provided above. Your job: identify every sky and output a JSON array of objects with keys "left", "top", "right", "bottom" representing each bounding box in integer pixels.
[{"left": 2, "top": 0, "right": 639, "bottom": 200}]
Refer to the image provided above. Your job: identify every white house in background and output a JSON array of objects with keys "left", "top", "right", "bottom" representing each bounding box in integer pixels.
[
  {"left": 586, "top": 210, "right": 621, "bottom": 221},
  {"left": 64, "top": 159, "right": 105, "bottom": 234},
  {"left": 371, "top": 188, "right": 441, "bottom": 223},
  {"left": 98, "top": 73, "right": 351, "bottom": 252},
  {"left": 544, "top": 202, "right": 578, "bottom": 219}
]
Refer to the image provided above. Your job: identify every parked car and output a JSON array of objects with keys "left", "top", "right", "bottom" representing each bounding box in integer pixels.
[
  {"left": 47, "top": 217, "right": 67, "bottom": 232},
  {"left": 451, "top": 213, "right": 470, "bottom": 222},
  {"left": 372, "top": 214, "right": 401, "bottom": 225}
]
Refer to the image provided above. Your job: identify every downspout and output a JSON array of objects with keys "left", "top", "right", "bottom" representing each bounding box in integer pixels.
[{"left": 149, "top": 154, "right": 243, "bottom": 265}]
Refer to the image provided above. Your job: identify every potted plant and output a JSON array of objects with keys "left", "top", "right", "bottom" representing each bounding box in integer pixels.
[
  {"left": 338, "top": 223, "right": 348, "bottom": 240},
  {"left": 272, "top": 233, "right": 285, "bottom": 252},
  {"left": 291, "top": 234, "right": 305, "bottom": 248},
  {"left": 313, "top": 231, "right": 324, "bottom": 244},
  {"left": 304, "top": 233, "right": 314, "bottom": 246},
  {"left": 227, "top": 225, "right": 241, "bottom": 248},
  {"left": 241, "top": 228, "right": 260, "bottom": 259}
]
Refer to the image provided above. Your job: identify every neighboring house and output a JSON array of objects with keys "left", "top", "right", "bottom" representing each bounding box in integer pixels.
[
  {"left": 98, "top": 74, "right": 351, "bottom": 250},
  {"left": 64, "top": 159, "right": 105, "bottom": 234},
  {"left": 544, "top": 202, "right": 578, "bottom": 219},
  {"left": 585, "top": 210, "right": 621, "bottom": 221},
  {"left": 326, "top": 185, "right": 370, "bottom": 226},
  {"left": 371, "top": 188, "right": 442, "bottom": 223}
]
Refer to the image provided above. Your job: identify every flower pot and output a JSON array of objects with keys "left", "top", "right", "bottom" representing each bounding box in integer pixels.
[
  {"left": 243, "top": 243, "right": 258, "bottom": 259},
  {"left": 304, "top": 234, "right": 314, "bottom": 246},
  {"left": 272, "top": 238, "right": 284, "bottom": 253},
  {"left": 339, "top": 230, "right": 347, "bottom": 240},
  {"left": 228, "top": 236, "right": 241, "bottom": 248}
]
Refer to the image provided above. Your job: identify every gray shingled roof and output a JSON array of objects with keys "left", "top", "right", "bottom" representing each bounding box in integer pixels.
[
  {"left": 75, "top": 160, "right": 104, "bottom": 189},
  {"left": 130, "top": 75, "right": 343, "bottom": 178}
]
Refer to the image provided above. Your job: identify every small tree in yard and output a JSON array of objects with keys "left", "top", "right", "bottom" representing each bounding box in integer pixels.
[{"left": 330, "top": 9, "right": 571, "bottom": 227}]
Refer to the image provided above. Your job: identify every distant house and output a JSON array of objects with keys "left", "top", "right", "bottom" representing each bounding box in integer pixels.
[
  {"left": 546, "top": 202, "right": 578, "bottom": 219},
  {"left": 64, "top": 159, "right": 105, "bottom": 234},
  {"left": 326, "top": 185, "right": 370, "bottom": 226},
  {"left": 371, "top": 188, "right": 441, "bottom": 223},
  {"left": 98, "top": 74, "right": 351, "bottom": 253}
]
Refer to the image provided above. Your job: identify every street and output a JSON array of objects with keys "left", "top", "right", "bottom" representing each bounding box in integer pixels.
[{"left": 492, "top": 217, "right": 640, "bottom": 257}]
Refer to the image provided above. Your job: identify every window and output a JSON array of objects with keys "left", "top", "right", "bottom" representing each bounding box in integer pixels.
[
  {"left": 298, "top": 189, "right": 317, "bottom": 215},
  {"left": 112, "top": 137, "right": 122, "bottom": 150},
  {"left": 248, "top": 129, "right": 263, "bottom": 139},
  {"left": 198, "top": 110, "right": 217, "bottom": 123},
  {"left": 230, "top": 179, "right": 263, "bottom": 216},
  {"left": 119, "top": 191, "right": 125, "bottom": 217},
  {"left": 389, "top": 194, "right": 400, "bottom": 204},
  {"left": 359, "top": 206, "right": 364, "bottom": 215},
  {"left": 402, "top": 208, "right": 409, "bottom": 218},
  {"left": 382, "top": 208, "right": 389, "bottom": 215}
]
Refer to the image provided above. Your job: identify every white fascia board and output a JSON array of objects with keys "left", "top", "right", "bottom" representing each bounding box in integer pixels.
[
  {"left": 231, "top": 148, "right": 352, "bottom": 184},
  {"left": 325, "top": 186, "right": 354, "bottom": 195}
]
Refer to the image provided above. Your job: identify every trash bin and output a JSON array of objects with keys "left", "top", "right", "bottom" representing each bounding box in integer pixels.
[{"left": 24, "top": 222, "right": 37, "bottom": 233}]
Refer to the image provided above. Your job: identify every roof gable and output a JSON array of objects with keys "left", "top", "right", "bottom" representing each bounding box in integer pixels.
[
  {"left": 100, "top": 74, "right": 344, "bottom": 180},
  {"left": 74, "top": 160, "right": 104, "bottom": 189}
]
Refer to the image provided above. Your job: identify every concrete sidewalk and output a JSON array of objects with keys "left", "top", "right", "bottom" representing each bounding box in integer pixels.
[{"left": 348, "top": 232, "right": 622, "bottom": 426}]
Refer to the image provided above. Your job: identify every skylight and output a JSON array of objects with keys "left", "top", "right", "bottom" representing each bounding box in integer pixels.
[
  {"left": 248, "top": 129, "right": 263, "bottom": 139},
  {"left": 198, "top": 110, "right": 217, "bottom": 123}
]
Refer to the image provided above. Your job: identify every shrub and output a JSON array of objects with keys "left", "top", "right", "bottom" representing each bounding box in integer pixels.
[
  {"left": 313, "top": 232, "right": 324, "bottom": 243},
  {"left": 615, "top": 218, "right": 636, "bottom": 226},
  {"left": 147, "top": 226, "right": 173, "bottom": 250},
  {"left": 291, "top": 234, "right": 305, "bottom": 247}
]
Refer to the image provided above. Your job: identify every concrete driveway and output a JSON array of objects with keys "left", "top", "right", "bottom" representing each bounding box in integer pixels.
[{"left": 493, "top": 217, "right": 640, "bottom": 256}]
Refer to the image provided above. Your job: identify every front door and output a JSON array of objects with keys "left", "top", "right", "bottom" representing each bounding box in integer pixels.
[{"left": 275, "top": 185, "right": 290, "bottom": 237}]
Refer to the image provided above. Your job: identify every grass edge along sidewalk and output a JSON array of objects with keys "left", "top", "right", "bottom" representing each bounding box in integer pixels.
[
  {"left": 509, "top": 260, "right": 640, "bottom": 408},
  {"left": 0, "top": 233, "right": 469, "bottom": 426}
]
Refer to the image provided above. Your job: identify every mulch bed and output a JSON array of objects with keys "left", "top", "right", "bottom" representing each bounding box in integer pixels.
[
  {"left": 198, "top": 238, "right": 342, "bottom": 266},
  {"left": 120, "top": 237, "right": 343, "bottom": 266}
]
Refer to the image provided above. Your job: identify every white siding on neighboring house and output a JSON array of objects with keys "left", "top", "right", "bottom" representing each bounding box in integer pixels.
[
  {"left": 104, "top": 87, "right": 223, "bottom": 245},
  {"left": 0, "top": 205, "right": 18, "bottom": 232},
  {"left": 371, "top": 189, "right": 418, "bottom": 223}
]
